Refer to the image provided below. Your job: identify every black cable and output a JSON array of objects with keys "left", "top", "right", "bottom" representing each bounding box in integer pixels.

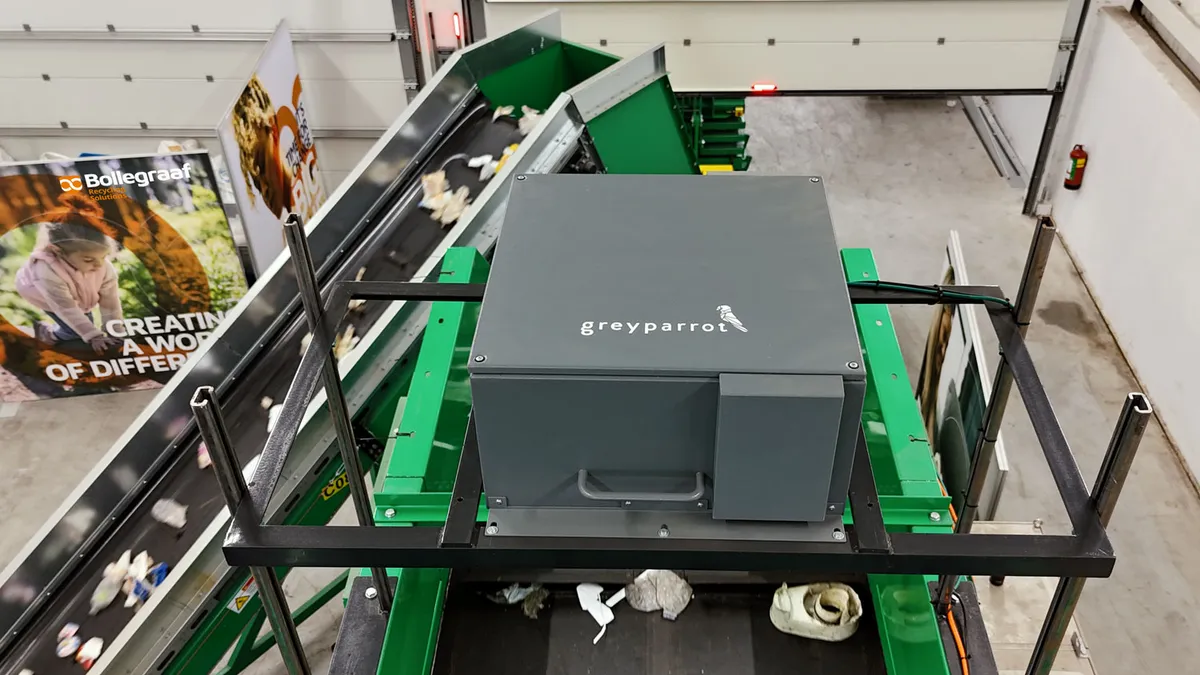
[{"left": 848, "top": 279, "right": 1014, "bottom": 310}]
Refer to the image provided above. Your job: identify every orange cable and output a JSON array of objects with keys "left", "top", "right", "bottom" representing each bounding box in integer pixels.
[
  {"left": 936, "top": 478, "right": 970, "bottom": 674},
  {"left": 947, "top": 608, "right": 971, "bottom": 675}
]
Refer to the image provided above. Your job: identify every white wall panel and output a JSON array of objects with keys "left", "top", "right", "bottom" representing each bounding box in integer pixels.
[
  {"left": 597, "top": 40, "right": 1061, "bottom": 92},
  {"left": 1048, "top": 8, "right": 1200, "bottom": 476},
  {"left": 0, "top": 1, "right": 411, "bottom": 164},
  {"left": 485, "top": 0, "right": 1070, "bottom": 91},
  {"left": 3, "top": 1, "right": 397, "bottom": 31},
  {"left": 497, "top": 1, "right": 1069, "bottom": 43},
  {"left": 987, "top": 95, "right": 1051, "bottom": 171},
  {"left": 0, "top": 42, "right": 404, "bottom": 81}
]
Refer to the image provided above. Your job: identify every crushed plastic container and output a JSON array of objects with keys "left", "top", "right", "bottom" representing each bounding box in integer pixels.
[
  {"left": 55, "top": 636, "right": 80, "bottom": 658},
  {"left": 76, "top": 637, "right": 103, "bottom": 669},
  {"left": 151, "top": 499, "right": 187, "bottom": 529}
]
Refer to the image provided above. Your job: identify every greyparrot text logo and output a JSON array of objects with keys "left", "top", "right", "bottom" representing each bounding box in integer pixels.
[{"left": 579, "top": 305, "right": 749, "bottom": 336}]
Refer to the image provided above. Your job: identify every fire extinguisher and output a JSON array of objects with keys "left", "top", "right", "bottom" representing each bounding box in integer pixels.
[{"left": 1064, "top": 144, "right": 1088, "bottom": 190}]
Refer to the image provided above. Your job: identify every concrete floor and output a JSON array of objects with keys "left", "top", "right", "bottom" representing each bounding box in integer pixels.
[{"left": 1, "top": 95, "right": 1197, "bottom": 674}]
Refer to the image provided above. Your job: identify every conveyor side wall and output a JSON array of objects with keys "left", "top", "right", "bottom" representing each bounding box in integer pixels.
[
  {"left": 476, "top": 42, "right": 620, "bottom": 113},
  {"left": 588, "top": 77, "right": 698, "bottom": 174}
]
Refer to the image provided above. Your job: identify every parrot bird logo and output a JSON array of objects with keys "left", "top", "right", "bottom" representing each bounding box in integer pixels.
[{"left": 717, "top": 305, "right": 748, "bottom": 332}]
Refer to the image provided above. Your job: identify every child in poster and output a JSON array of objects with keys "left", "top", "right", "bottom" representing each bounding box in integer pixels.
[
  {"left": 14, "top": 194, "right": 123, "bottom": 353},
  {"left": 0, "top": 151, "right": 249, "bottom": 402}
]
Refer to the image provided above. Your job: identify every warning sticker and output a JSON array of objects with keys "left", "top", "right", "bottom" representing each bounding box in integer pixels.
[
  {"left": 227, "top": 577, "right": 258, "bottom": 613},
  {"left": 321, "top": 471, "right": 349, "bottom": 501}
]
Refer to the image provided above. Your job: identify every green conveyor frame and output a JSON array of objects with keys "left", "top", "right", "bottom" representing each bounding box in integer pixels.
[{"left": 354, "top": 245, "right": 958, "bottom": 675}]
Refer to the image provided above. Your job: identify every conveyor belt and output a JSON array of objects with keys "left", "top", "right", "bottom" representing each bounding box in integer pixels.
[
  {"left": 3, "top": 97, "right": 526, "bottom": 675},
  {"left": 432, "top": 585, "right": 888, "bottom": 675}
]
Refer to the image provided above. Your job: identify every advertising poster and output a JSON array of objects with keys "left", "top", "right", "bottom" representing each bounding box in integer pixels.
[
  {"left": 0, "top": 152, "right": 249, "bottom": 402},
  {"left": 217, "top": 21, "right": 326, "bottom": 276},
  {"left": 915, "top": 232, "right": 1009, "bottom": 520}
]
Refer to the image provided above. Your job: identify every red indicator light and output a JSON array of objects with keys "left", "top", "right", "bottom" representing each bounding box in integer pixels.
[
  {"left": 453, "top": 13, "right": 462, "bottom": 39},
  {"left": 750, "top": 82, "right": 778, "bottom": 93}
]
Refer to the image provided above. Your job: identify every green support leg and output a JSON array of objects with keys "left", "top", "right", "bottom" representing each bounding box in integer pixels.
[
  {"left": 165, "top": 449, "right": 375, "bottom": 675},
  {"left": 224, "top": 612, "right": 267, "bottom": 673},
  {"left": 375, "top": 568, "right": 451, "bottom": 674},
  {"left": 213, "top": 571, "right": 350, "bottom": 675}
]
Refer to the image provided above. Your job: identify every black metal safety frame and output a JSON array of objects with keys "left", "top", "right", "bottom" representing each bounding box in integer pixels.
[{"left": 192, "top": 216, "right": 1150, "bottom": 675}]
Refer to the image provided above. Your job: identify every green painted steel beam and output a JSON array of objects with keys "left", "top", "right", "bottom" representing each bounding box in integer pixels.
[
  {"left": 376, "top": 247, "right": 490, "bottom": 513},
  {"left": 843, "top": 249, "right": 953, "bottom": 675},
  {"left": 370, "top": 248, "right": 490, "bottom": 675},
  {"left": 376, "top": 568, "right": 451, "bottom": 675}
]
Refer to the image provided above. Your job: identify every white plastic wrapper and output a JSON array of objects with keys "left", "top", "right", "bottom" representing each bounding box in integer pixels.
[
  {"left": 334, "top": 325, "right": 359, "bottom": 361},
  {"left": 129, "top": 552, "right": 152, "bottom": 581},
  {"left": 151, "top": 499, "right": 188, "bottom": 529},
  {"left": 89, "top": 575, "right": 122, "bottom": 616},
  {"left": 260, "top": 396, "right": 274, "bottom": 409},
  {"left": 518, "top": 106, "right": 543, "bottom": 136},
  {"left": 90, "top": 549, "right": 132, "bottom": 615},
  {"left": 468, "top": 154, "right": 497, "bottom": 182},
  {"left": 267, "top": 404, "right": 284, "bottom": 434},
  {"left": 492, "top": 105, "right": 515, "bottom": 122},
  {"left": 575, "top": 583, "right": 615, "bottom": 644},
  {"left": 197, "top": 443, "right": 212, "bottom": 470}
]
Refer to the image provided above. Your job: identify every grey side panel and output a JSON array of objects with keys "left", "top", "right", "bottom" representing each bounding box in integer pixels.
[
  {"left": 473, "top": 374, "right": 716, "bottom": 510},
  {"left": 827, "top": 379, "right": 866, "bottom": 514},
  {"left": 714, "top": 374, "right": 844, "bottom": 523}
]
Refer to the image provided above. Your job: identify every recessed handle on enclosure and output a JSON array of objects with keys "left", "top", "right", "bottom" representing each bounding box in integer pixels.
[{"left": 576, "top": 470, "right": 705, "bottom": 503}]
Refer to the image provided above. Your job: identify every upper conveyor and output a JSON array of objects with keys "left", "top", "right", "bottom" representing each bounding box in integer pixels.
[{"left": 0, "top": 12, "right": 702, "bottom": 675}]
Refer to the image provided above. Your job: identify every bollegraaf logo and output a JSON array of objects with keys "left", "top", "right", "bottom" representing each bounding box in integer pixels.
[
  {"left": 61, "top": 163, "right": 192, "bottom": 192},
  {"left": 580, "top": 305, "right": 749, "bottom": 336}
]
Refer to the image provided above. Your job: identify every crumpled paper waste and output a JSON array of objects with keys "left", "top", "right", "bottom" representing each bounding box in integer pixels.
[
  {"left": 518, "top": 106, "right": 542, "bottom": 136},
  {"left": 624, "top": 569, "right": 693, "bottom": 620},
  {"left": 419, "top": 170, "right": 471, "bottom": 226}
]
